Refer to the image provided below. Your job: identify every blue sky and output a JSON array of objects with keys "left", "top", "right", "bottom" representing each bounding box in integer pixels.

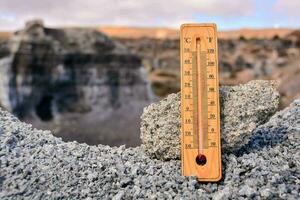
[{"left": 0, "top": 0, "right": 299, "bottom": 31}]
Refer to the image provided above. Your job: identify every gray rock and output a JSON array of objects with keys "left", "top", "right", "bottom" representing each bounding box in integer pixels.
[
  {"left": 140, "top": 93, "right": 181, "bottom": 160},
  {"left": 140, "top": 80, "right": 279, "bottom": 160},
  {"left": 221, "top": 80, "right": 280, "bottom": 151},
  {"left": 260, "top": 188, "right": 272, "bottom": 198},
  {"left": 238, "top": 185, "right": 256, "bottom": 197},
  {"left": 0, "top": 99, "right": 299, "bottom": 199}
]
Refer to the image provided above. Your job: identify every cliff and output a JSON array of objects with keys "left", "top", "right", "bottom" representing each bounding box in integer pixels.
[{"left": 0, "top": 20, "right": 152, "bottom": 146}]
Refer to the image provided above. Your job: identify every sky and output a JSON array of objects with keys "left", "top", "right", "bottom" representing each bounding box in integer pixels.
[{"left": 0, "top": 0, "right": 299, "bottom": 31}]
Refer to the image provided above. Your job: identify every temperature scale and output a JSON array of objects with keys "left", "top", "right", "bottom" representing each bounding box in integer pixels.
[{"left": 180, "top": 24, "right": 221, "bottom": 182}]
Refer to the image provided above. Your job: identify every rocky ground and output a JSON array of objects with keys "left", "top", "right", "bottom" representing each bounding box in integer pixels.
[
  {"left": 0, "top": 81, "right": 299, "bottom": 199},
  {"left": 116, "top": 31, "right": 300, "bottom": 108}
]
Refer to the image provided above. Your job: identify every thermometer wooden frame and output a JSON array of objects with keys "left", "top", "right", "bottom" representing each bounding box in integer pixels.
[{"left": 180, "top": 23, "right": 222, "bottom": 182}]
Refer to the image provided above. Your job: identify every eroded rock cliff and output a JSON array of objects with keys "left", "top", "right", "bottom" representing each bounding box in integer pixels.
[{"left": 0, "top": 20, "right": 152, "bottom": 146}]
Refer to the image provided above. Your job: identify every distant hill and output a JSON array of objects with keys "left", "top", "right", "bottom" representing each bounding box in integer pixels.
[
  {"left": 0, "top": 32, "right": 12, "bottom": 40},
  {"left": 98, "top": 26, "right": 178, "bottom": 39},
  {"left": 218, "top": 28, "right": 294, "bottom": 39},
  {"left": 98, "top": 26, "right": 294, "bottom": 39},
  {"left": 0, "top": 26, "right": 295, "bottom": 40}
]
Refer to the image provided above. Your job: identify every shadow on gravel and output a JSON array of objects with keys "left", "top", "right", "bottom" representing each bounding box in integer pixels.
[{"left": 234, "top": 125, "right": 289, "bottom": 157}]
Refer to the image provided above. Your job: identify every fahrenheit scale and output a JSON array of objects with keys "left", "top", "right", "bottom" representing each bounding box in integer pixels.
[{"left": 180, "top": 24, "right": 221, "bottom": 181}]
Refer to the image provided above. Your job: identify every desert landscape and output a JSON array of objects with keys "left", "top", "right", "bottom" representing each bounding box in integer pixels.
[
  {"left": 0, "top": 19, "right": 299, "bottom": 199},
  {"left": 0, "top": 20, "right": 299, "bottom": 146}
]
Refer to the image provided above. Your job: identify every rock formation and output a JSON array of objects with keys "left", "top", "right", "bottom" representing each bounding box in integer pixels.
[
  {"left": 140, "top": 80, "right": 279, "bottom": 160},
  {"left": 116, "top": 32, "right": 300, "bottom": 108},
  {"left": 0, "top": 20, "right": 152, "bottom": 146}
]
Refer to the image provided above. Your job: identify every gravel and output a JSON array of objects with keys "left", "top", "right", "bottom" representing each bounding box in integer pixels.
[
  {"left": 0, "top": 100, "right": 299, "bottom": 199},
  {"left": 141, "top": 80, "right": 279, "bottom": 160}
]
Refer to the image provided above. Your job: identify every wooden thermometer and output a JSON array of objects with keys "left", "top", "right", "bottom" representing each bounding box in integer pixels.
[{"left": 180, "top": 24, "right": 221, "bottom": 182}]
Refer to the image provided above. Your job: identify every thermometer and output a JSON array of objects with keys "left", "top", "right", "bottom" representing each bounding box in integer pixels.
[{"left": 180, "top": 24, "right": 222, "bottom": 181}]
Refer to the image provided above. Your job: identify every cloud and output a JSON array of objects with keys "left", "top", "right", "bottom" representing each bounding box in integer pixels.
[
  {"left": 274, "top": 0, "right": 300, "bottom": 17},
  {"left": 0, "top": 0, "right": 255, "bottom": 30}
]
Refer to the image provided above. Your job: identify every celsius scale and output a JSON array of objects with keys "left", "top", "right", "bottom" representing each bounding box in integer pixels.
[{"left": 180, "top": 24, "right": 222, "bottom": 182}]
